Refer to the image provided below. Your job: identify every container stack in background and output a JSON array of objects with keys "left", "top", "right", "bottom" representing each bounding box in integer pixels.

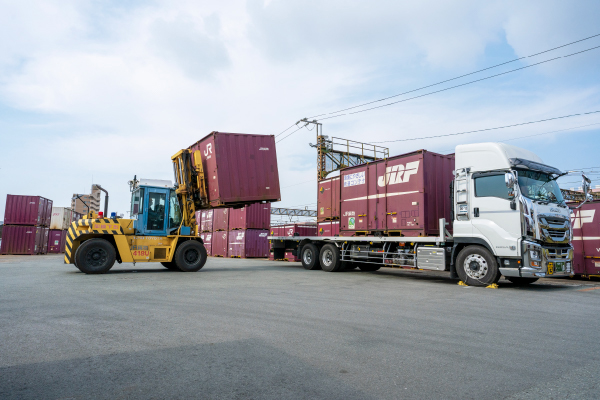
[
  {"left": 48, "top": 207, "right": 74, "bottom": 253},
  {"left": 0, "top": 195, "right": 52, "bottom": 255},
  {"left": 228, "top": 203, "right": 270, "bottom": 258},
  {"left": 212, "top": 209, "right": 228, "bottom": 257}
]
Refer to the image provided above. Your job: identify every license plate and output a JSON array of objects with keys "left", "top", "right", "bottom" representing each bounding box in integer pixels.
[
  {"left": 548, "top": 262, "right": 554, "bottom": 275},
  {"left": 555, "top": 262, "right": 564, "bottom": 272}
]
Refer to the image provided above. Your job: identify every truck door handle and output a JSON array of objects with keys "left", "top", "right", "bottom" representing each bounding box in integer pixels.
[{"left": 474, "top": 207, "right": 479, "bottom": 217}]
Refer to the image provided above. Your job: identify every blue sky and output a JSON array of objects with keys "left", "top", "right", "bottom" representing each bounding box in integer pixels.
[{"left": 1, "top": 0, "right": 599, "bottom": 221}]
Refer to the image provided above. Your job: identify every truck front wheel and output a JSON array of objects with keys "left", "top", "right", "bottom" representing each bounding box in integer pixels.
[
  {"left": 319, "top": 244, "right": 342, "bottom": 272},
  {"left": 174, "top": 241, "right": 207, "bottom": 272},
  {"left": 456, "top": 245, "right": 501, "bottom": 286},
  {"left": 301, "top": 244, "right": 321, "bottom": 270},
  {"left": 75, "top": 238, "right": 116, "bottom": 274}
]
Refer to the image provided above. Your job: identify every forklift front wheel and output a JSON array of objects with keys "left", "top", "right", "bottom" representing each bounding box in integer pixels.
[
  {"left": 75, "top": 238, "right": 116, "bottom": 274},
  {"left": 174, "top": 241, "right": 207, "bottom": 272}
]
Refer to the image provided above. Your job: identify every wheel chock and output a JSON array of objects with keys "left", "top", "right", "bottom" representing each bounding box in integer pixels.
[
  {"left": 486, "top": 283, "right": 499, "bottom": 289},
  {"left": 458, "top": 281, "right": 468, "bottom": 286}
]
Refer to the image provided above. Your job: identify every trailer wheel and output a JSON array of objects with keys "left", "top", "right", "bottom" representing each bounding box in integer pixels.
[
  {"left": 301, "top": 244, "right": 321, "bottom": 270},
  {"left": 456, "top": 245, "right": 501, "bottom": 286},
  {"left": 319, "top": 244, "right": 342, "bottom": 272},
  {"left": 161, "top": 262, "right": 179, "bottom": 271},
  {"left": 356, "top": 263, "right": 381, "bottom": 272},
  {"left": 174, "top": 241, "right": 207, "bottom": 272},
  {"left": 506, "top": 277, "right": 539, "bottom": 285},
  {"left": 74, "top": 238, "right": 116, "bottom": 274}
]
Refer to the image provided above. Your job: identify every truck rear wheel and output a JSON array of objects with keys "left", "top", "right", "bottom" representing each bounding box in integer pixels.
[
  {"left": 319, "top": 244, "right": 342, "bottom": 272},
  {"left": 301, "top": 244, "right": 321, "bottom": 270},
  {"left": 174, "top": 241, "right": 207, "bottom": 272},
  {"left": 456, "top": 245, "right": 501, "bottom": 287},
  {"left": 75, "top": 238, "right": 116, "bottom": 274},
  {"left": 161, "top": 262, "right": 179, "bottom": 271},
  {"left": 506, "top": 277, "right": 539, "bottom": 285}
]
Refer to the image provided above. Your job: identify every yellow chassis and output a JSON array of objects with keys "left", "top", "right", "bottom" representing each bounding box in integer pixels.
[{"left": 65, "top": 218, "right": 201, "bottom": 265}]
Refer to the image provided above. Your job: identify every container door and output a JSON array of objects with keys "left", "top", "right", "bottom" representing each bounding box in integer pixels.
[
  {"left": 143, "top": 188, "right": 169, "bottom": 236},
  {"left": 369, "top": 161, "right": 388, "bottom": 231},
  {"left": 341, "top": 166, "right": 368, "bottom": 232}
]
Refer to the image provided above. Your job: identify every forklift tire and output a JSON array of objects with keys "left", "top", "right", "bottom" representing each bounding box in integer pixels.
[
  {"left": 301, "top": 244, "right": 321, "bottom": 270},
  {"left": 319, "top": 244, "right": 342, "bottom": 272},
  {"left": 161, "top": 262, "right": 179, "bottom": 271},
  {"left": 74, "top": 238, "right": 116, "bottom": 274},
  {"left": 174, "top": 241, "right": 207, "bottom": 272},
  {"left": 506, "top": 277, "right": 539, "bottom": 285},
  {"left": 356, "top": 263, "right": 381, "bottom": 272},
  {"left": 456, "top": 245, "right": 501, "bottom": 287}
]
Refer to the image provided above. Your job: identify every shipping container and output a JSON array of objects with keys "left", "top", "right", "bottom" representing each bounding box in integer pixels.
[
  {"left": 43, "top": 198, "right": 53, "bottom": 227},
  {"left": 195, "top": 211, "right": 203, "bottom": 236},
  {"left": 50, "top": 207, "right": 74, "bottom": 230},
  {"left": 270, "top": 225, "right": 285, "bottom": 237},
  {"left": 48, "top": 230, "right": 67, "bottom": 253},
  {"left": 4, "top": 195, "right": 48, "bottom": 226},
  {"left": 284, "top": 251, "right": 299, "bottom": 262},
  {"left": 41, "top": 227, "right": 49, "bottom": 254},
  {"left": 339, "top": 150, "right": 454, "bottom": 237},
  {"left": 228, "top": 229, "right": 269, "bottom": 258},
  {"left": 213, "top": 208, "right": 230, "bottom": 231},
  {"left": 189, "top": 132, "right": 281, "bottom": 207},
  {"left": 201, "top": 210, "right": 214, "bottom": 232},
  {"left": 212, "top": 231, "right": 228, "bottom": 257},
  {"left": 317, "top": 177, "right": 340, "bottom": 221},
  {"left": 0, "top": 225, "right": 44, "bottom": 255},
  {"left": 230, "top": 203, "right": 271, "bottom": 230},
  {"left": 283, "top": 223, "right": 317, "bottom": 237},
  {"left": 571, "top": 201, "right": 600, "bottom": 275},
  {"left": 200, "top": 232, "right": 213, "bottom": 256},
  {"left": 318, "top": 220, "right": 340, "bottom": 236}
]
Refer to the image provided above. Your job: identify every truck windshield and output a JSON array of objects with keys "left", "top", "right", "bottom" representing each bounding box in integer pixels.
[{"left": 517, "top": 170, "right": 564, "bottom": 204}]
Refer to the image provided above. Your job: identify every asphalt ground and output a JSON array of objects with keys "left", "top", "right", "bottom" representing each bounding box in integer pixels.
[{"left": 1, "top": 254, "right": 599, "bottom": 400}]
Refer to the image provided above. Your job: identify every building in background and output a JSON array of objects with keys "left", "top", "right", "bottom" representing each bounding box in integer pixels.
[{"left": 71, "top": 185, "right": 102, "bottom": 215}]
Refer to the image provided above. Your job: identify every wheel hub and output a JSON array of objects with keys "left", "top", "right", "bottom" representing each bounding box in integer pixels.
[
  {"left": 322, "top": 250, "right": 333, "bottom": 267},
  {"left": 86, "top": 248, "right": 107, "bottom": 267},
  {"left": 184, "top": 249, "right": 199, "bottom": 264},
  {"left": 303, "top": 249, "right": 313, "bottom": 264},
  {"left": 464, "top": 254, "right": 488, "bottom": 279}
]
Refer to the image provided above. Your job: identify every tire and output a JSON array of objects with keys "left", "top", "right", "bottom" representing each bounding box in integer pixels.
[
  {"left": 74, "top": 238, "right": 116, "bottom": 274},
  {"left": 506, "top": 277, "right": 539, "bottom": 285},
  {"left": 456, "top": 245, "right": 501, "bottom": 287},
  {"left": 161, "top": 262, "right": 179, "bottom": 271},
  {"left": 319, "top": 244, "right": 342, "bottom": 272},
  {"left": 356, "top": 263, "right": 381, "bottom": 272},
  {"left": 301, "top": 244, "right": 321, "bottom": 270},
  {"left": 174, "top": 241, "right": 207, "bottom": 272}
]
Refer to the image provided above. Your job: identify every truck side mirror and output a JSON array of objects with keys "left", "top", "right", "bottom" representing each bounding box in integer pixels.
[{"left": 505, "top": 172, "right": 515, "bottom": 189}]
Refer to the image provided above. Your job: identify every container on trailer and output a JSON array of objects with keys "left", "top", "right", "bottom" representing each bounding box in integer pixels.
[
  {"left": 230, "top": 203, "right": 271, "bottom": 230},
  {"left": 0, "top": 225, "right": 43, "bottom": 255},
  {"left": 318, "top": 220, "right": 340, "bottom": 236},
  {"left": 228, "top": 229, "right": 269, "bottom": 258},
  {"left": 317, "top": 177, "right": 340, "bottom": 221},
  {"left": 571, "top": 201, "right": 600, "bottom": 275},
  {"left": 195, "top": 211, "right": 203, "bottom": 236},
  {"left": 189, "top": 132, "right": 281, "bottom": 207},
  {"left": 212, "top": 231, "right": 228, "bottom": 257},
  {"left": 42, "top": 199, "right": 53, "bottom": 227},
  {"left": 200, "top": 232, "right": 213, "bottom": 256},
  {"left": 213, "top": 208, "right": 230, "bottom": 231},
  {"left": 283, "top": 223, "right": 317, "bottom": 237},
  {"left": 270, "top": 225, "right": 285, "bottom": 237},
  {"left": 339, "top": 150, "right": 455, "bottom": 237},
  {"left": 4, "top": 195, "right": 48, "bottom": 226},
  {"left": 41, "top": 227, "right": 49, "bottom": 254},
  {"left": 50, "top": 207, "right": 74, "bottom": 230},
  {"left": 48, "top": 230, "right": 67, "bottom": 253},
  {"left": 285, "top": 251, "right": 299, "bottom": 262},
  {"left": 201, "top": 210, "right": 214, "bottom": 232}
]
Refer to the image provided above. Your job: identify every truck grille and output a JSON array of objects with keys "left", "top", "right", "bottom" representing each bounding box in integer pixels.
[{"left": 538, "top": 214, "right": 570, "bottom": 244}]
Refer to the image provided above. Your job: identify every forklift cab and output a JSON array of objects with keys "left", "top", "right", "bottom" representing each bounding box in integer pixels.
[{"left": 130, "top": 179, "right": 182, "bottom": 236}]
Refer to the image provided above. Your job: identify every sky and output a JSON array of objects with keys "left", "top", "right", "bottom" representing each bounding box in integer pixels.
[{"left": 1, "top": 0, "right": 600, "bottom": 222}]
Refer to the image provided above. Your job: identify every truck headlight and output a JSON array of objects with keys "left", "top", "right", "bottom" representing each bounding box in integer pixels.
[{"left": 529, "top": 250, "right": 541, "bottom": 261}]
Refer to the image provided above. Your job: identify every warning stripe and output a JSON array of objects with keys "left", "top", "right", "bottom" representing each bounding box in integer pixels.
[{"left": 64, "top": 218, "right": 125, "bottom": 264}]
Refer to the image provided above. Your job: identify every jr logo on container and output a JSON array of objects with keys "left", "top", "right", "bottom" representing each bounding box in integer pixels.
[{"left": 378, "top": 161, "right": 420, "bottom": 187}]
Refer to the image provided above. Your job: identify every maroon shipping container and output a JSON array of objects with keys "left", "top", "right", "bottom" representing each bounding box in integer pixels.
[
  {"left": 318, "top": 220, "right": 340, "bottom": 236},
  {"left": 201, "top": 232, "right": 213, "bottom": 256},
  {"left": 230, "top": 203, "right": 271, "bottom": 230},
  {"left": 213, "top": 208, "right": 230, "bottom": 231},
  {"left": 195, "top": 211, "right": 203, "bottom": 236},
  {"left": 285, "top": 251, "right": 299, "bottom": 262},
  {"left": 339, "top": 150, "right": 454, "bottom": 237},
  {"left": 189, "top": 132, "right": 281, "bottom": 207},
  {"left": 228, "top": 229, "right": 269, "bottom": 258},
  {"left": 0, "top": 225, "right": 44, "bottom": 255},
  {"left": 201, "top": 210, "right": 214, "bottom": 232},
  {"left": 270, "top": 225, "right": 285, "bottom": 236},
  {"left": 41, "top": 227, "right": 49, "bottom": 254},
  {"left": 318, "top": 177, "right": 340, "bottom": 221},
  {"left": 212, "top": 231, "right": 229, "bottom": 257},
  {"left": 571, "top": 202, "right": 600, "bottom": 275},
  {"left": 283, "top": 224, "right": 317, "bottom": 237},
  {"left": 4, "top": 195, "right": 51, "bottom": 226},
  {"left": 48, "top": 229, "right": 67, "bottom": 253}
]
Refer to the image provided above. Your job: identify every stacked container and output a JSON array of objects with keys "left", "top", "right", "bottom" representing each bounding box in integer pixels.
[
  {"left": 212, "top": 231, "right": 229, "bottom": 257},
  {"left": 317, "top": 177, "right": 340, "bottom": 221},
  {"left": 268, "top": 223, "right": 317, "bottom": 262},
  {"left": 213, "top": 208, "right": 229, "bottom": 232},
  {"left": 1, "top": 195, "right": 52, "bottom": 255},
  {"left": 228, "top": 230, "right": 269, "bottom": 258},
  {"left": 229, "top": 203, "right": 271, "bottom": 230},
  {"left": 318, "top": 220, "right": 340, "bottom": 236},
  {"left": 47, "top": 207, "right": 74, "bottom": 253},
  {"left": 200, "top": 232, "right": 213, "bottom": 256},
  {"left": 201, "top": 210, "right": 214, "bottom": 232}
]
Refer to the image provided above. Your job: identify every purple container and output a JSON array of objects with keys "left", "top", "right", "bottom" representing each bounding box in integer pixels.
[
  {"left": 571, "top": 201, "right": 600, "bottom": 275},
  {"left": 189, "top": 132, "right": 281, "bottom": 207},
  {"left": 0, "top": 225, "right": 44, "bottom": 255},
  {"left": 4, "top": 195, "right": 49, "bottom": 226},
  {"left": 201, "top": 210, "right": 214, "bottom": 232},
  {"left": 340, "top": 150, "right": 454, "bottom": 237},
  {"left": 200, "top": 232, "right": 213, "bottom": 256},
  {"left": 317, "top": 177, "right": 340, "bottom": 221},
  {"left": 230, "top": 203, "right": 271, "bottom": 230},
  {"left": 228, "top": 229, "right": 269, "bottom": 258},
  {"left": 213, "top": 208, "right": 230, "bottom": 231},
  {"left": 212, "top": 231, "right": 228, "bottom": 257},
  {"left": 48, "top": 229, "right": 67, "bottom": 253},
  {"left": 40, "top": 227, "right": 49, "bottom": 254},
  {"left": 282, "top": 224, "right": 317, "bottom": 237}
]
